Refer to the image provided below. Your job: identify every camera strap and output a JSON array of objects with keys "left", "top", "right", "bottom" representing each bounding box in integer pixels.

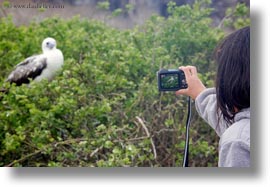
[{"left": 182, "top": 96, "right": 192, "bottom": 167}]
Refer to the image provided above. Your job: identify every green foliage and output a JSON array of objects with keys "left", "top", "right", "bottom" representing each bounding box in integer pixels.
[
  {"left": 0, "top": 1, "right": 249, "bottom": 167},
  {"left": 222, "top": 3, "right": 250, "bottom": 30},
  {"left": 97, "top": 1, "right": 110, "bottom": 11}
]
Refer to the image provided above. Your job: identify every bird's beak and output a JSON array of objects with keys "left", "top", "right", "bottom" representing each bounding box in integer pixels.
[{"left": 48, "top": 43, "right": 55, "bottom": 49}]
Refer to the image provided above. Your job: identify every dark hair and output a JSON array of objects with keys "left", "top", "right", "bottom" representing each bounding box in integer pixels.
[{"left": 215, "top": 26, "right": 250, "bottom": 125}]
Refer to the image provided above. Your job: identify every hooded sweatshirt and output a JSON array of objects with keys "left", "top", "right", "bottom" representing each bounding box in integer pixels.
[{"left": 195, "top": 88, "right": 250, "bottom": 167}]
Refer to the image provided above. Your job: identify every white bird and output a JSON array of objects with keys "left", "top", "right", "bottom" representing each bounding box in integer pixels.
[{"left": 6, "top": 37, "right": 64, "bottom": 86}]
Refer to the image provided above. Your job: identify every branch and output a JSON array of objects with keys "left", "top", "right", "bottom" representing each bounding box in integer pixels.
[
  {"left": 114, "top": 136, "right": 150, "bottom": 143},
  {"left": 5, "top": 138, "right": 86, "bottom": 167},
  {"left": 135, "top": 116, "right": 157, "bottom": 160},
  {"left": 90, "top": 146, "right": 103, "bottom": 158}
]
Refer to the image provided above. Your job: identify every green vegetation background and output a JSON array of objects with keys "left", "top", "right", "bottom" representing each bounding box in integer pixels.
[{"left": 0, "top": 1, "right": 249, "bottom": 167}]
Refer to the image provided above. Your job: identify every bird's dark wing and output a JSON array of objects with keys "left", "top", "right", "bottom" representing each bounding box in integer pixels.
[
  {"left": 15, "top": 55, "right": 38, "bottom": 67},
  {"left": 6, "top": 55, "right": 47, "bottom": 86}
]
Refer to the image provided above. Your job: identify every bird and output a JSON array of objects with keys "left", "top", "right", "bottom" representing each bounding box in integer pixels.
[{"left": 6, "top": 37, "right": 64, "bottom": 86}]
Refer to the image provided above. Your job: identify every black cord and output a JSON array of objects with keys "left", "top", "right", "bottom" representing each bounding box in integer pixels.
[{"left": 182, "top": 96, "right": 192, "bottom": 167}]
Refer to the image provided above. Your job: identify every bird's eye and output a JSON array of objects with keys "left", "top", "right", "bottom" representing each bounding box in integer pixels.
[{"left": 46, "top": 42, "right": 49, "bottom": 45}]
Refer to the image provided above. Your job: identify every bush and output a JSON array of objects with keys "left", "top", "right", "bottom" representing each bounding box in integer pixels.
[{"left": 0, "top": 0, "right": 249, "bottom": 167}]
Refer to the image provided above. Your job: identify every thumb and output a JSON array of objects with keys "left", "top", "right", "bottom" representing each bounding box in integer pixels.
[{"left": 175, "top": 88, "right": 188, "bottom": 96}]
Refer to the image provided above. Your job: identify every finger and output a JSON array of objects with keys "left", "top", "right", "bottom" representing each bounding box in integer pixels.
[
  {"left": 186, "top": 66, "right": 198, "bottom": 76},
  {"left": 175, "top": 88, "right": 188, "bottom": 96},
  {"left": 181, "top": 67, "right": 192, "bottom": 79},
  {"left": 178, "top": 66, "right": 184, "bottom": 71},
  {"left": 175, "top": 89, "right": 183, "bottom": 95}
]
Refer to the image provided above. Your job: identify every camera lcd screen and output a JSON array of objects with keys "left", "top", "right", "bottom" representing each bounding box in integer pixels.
[{"left": 160, "top": 73, "right": 180, "bottom": 89}]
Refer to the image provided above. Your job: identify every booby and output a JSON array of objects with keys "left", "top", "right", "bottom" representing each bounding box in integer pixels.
[{"left": 6, "top": 37, "right": 64, "bottom": 86}]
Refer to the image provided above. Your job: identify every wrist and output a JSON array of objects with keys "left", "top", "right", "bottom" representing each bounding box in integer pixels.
[{"left": 191, "top": 87, "right": 206, "bottom": 100}]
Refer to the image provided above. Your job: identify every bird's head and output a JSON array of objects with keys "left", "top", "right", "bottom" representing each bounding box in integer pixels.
[{"left": 42, "top": 37, "right": 57, "bottom": 52}]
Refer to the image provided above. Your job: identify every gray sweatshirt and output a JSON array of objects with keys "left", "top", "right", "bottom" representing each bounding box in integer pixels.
[{"left": 195, "top": 88, "right": 250, "bottom": 167}]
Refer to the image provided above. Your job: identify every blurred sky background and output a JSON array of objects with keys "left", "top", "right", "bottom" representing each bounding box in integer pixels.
[{"left": 0, "top": 0, "right": 249, "bottom": 29}]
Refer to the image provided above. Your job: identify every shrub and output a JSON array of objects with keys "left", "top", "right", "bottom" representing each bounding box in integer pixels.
[{"left": 0, "top": 0, "right": 249, "bottom": 167}]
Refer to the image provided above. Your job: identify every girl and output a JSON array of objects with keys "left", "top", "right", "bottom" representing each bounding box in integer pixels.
[{"left": 176, "top": 26, "right": 250, "bottom": 167}]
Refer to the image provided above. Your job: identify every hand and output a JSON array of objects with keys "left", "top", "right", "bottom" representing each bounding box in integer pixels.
[{"left": 175, "top": 66, "right": 206, "bottom": 100}]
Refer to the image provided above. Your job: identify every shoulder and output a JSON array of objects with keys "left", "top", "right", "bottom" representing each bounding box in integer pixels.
[
  {"left": 218, "top": 109, "right": 250, "bottom": 167},
  {"left": 220, "top": 108, "right": 250, "bottom": 146}
]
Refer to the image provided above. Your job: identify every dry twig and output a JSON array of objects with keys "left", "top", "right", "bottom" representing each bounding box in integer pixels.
[{"left": 135, "top": 116, "right": 157, "bottom": 160}]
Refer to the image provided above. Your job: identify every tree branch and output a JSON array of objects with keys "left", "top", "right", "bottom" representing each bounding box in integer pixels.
[{"left": 135, "top": 116, "right": 157, "bottom": 160}]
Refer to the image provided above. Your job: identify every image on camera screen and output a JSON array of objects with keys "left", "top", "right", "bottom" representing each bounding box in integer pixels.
[{"left": 160, "top": 74, "right": 179, "bottom": 89}]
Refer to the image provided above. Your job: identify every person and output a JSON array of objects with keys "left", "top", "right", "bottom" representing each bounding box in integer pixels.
[{"left": 176, "top": 26, "right": 250, "bottom": 167}]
